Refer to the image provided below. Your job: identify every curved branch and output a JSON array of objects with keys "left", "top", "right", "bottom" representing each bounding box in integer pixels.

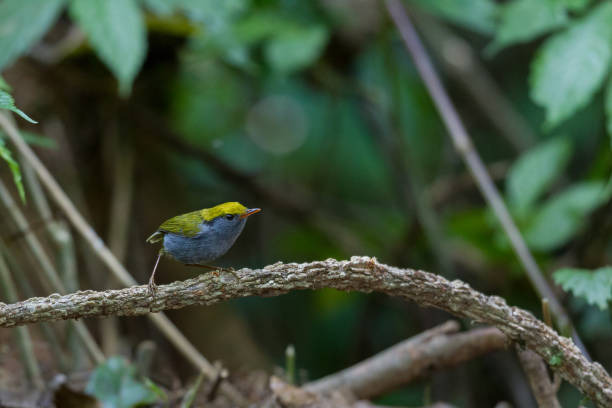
[{"left": 0, "top": 257, "right": 610, "bottom": 406}]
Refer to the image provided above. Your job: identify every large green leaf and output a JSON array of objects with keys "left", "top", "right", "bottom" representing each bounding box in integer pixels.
[
  {"left": 85, "top": 357, "right": 158, "bottom": 408},
  {"left": 69, "top": 0, "right": 147, "bottom": 95},
  {"left": 506, "top": 137, "right": 572, "bottom": 215},
  {"left": 265, "top": 25, "right": 329, "bottom": 73},
  {"left": 0, "top": 0, "right": 65, "bottom": 71},
  {"left": 554, "top": 267, "right": 612, "bottom": 310},
  {"left": 487, "top": 0, "right": 569, "bottom": 54},
  {"left": 0, "top": 139, "right": 25, "bottom": 203},
  {"left": 0, "top": 91, "right": 36, "bottom": 123},
  {"left": 526, "top": 181, "right": 606, "bottom": 251},
  {"left": 530, "top": 2, "right": 612, "bottom": 128},
  {"left": 409, "top": 0, "right": 497, "bottom": 35}
]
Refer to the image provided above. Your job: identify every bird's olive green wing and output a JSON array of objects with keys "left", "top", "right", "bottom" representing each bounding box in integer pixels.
[
  {"left": 146, "top": 209, "right": 204, "bottom": 243},
  {"left": 157, "top": 209, "right": 204, "bottom": 237}
]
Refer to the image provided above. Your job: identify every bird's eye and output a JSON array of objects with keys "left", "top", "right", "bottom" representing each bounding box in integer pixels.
[{"left": 225, "top": 214, "right": 235, "bottom": 220}]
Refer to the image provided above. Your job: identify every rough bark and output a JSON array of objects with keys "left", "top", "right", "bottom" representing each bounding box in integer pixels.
[{"left": 0, "top": 257, "right": 610, "bottom": 406}]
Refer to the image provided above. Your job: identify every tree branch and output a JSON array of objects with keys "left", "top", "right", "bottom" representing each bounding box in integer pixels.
[
  {"left": 0, "top": 257, "right": 609, "bottom": 406},
  {"left": 517, "top": 348, "right": 561, "bottom": 408},
  {"left": 305, "top": 321, "right": 506, "bottom": 399}
]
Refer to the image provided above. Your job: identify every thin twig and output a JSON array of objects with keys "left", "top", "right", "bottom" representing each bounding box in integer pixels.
[
  {"left": 0, "top": 112, "right": 248, "bottom": 407},
  {"left": 0, "top": 178, "right": 104, "bottom": 364},
  {"left": 0, "top": 257, "right": 609, "bottom": 406},
  {"left": 412, "top": 11, "right": 535, "bottom": 151},
  {"left": 0, "top": 251, "right": 43, "bottom": 389},
  {"left": 384, "top": 0, "right": 587, "bottom": 357}
]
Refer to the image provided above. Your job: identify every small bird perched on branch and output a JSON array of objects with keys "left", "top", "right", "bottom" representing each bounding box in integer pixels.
[{"left": 146, "top": 202, "right": 261, "bottom": 293}]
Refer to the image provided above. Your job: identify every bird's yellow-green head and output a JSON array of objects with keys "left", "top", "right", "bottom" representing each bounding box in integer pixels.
[{"left": 200, "top": 202, "right": 257, "bottom": 221}]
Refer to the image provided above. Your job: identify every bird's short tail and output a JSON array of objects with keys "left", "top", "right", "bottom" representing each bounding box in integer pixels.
[{"left": 146, "top": 231, "right": 163, "bottom": 244}]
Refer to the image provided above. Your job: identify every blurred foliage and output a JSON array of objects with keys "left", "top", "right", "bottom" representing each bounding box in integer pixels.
[
  {"left": 85, "top": 357, "right": 163, "bottom": 408},
  {"left": 2, "top": 0, "right": 612, "bottom": 406}
]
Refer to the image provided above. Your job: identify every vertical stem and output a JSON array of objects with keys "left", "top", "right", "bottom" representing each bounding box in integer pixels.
[
  {"left": 384, "top": 0, "right": 587, "bottom": 357},
  {"left": 285, "top": 344, "right": 296, "bottom": 385},
  {"left": 413, "top": 12, "right": 535, "bottom": 151}
]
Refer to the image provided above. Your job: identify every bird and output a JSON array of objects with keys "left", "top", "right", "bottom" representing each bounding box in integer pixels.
[{"left": 146, "top": 202, "right": 261, "bottom": 293}]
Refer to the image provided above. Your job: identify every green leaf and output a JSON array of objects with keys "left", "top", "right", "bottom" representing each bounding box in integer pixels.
[
  {"left": 0, "top": 139, "right": 25, "bottom": 203},
  {"left": 86, "top": 357, "right": 159, "bottom": 408},
  {"left": 530, "top": 2, "right": 612, "bottom": 128},
  {"left": 506, "top": 137, "right": 572, "bottom": 215},
  {"left": 265, "top": 25, "right": 329, "bottom": 73},
  {"left": 0, "top": 91, "right": 37, "bottom": 123},
  {"left": 69, "top": 0, "right": 147, "bottom": 96},
  {"left": 526, "top": 181, "right": 606, "bottom": 251},
  {"left": 554, "top": 266, "right": 612, "bottom": 309},
  {"left": 487, "top": 0, "right": 569, "bottom": 54},
  {"left": 0, "top": 0, "right": 65, "bottom": 71},
  {"left": 409, "top": 0, "right": 497, "bottom": 35}
]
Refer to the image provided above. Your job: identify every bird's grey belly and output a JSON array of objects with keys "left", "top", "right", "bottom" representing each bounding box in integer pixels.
[{"left": 163, "top": 233, "right": 232, "bottom": 264}]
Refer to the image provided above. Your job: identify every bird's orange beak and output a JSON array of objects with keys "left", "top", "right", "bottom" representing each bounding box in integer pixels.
[{"left": 240, "top": 208, "right": 262, "bottom": 219}]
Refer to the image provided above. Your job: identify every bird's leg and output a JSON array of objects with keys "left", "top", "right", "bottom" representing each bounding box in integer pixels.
[
  {"left": 148, "top": 253, "right": 162, "bottom": 295},
  {"left": 186, "top": 264, "right": 239, "bottom": 278}
]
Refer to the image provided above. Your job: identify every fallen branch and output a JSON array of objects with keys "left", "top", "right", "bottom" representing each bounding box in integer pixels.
[
  {"left": 305, "top": 321, "right": 506, "bottom": 399},
  {"left": 0, "top": 257, "right": 609, "bottom": 405}
]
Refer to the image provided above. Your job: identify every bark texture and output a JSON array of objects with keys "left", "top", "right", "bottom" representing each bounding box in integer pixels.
[{"left": 0, "top": 257, "right": 610, "bottom": 406}]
